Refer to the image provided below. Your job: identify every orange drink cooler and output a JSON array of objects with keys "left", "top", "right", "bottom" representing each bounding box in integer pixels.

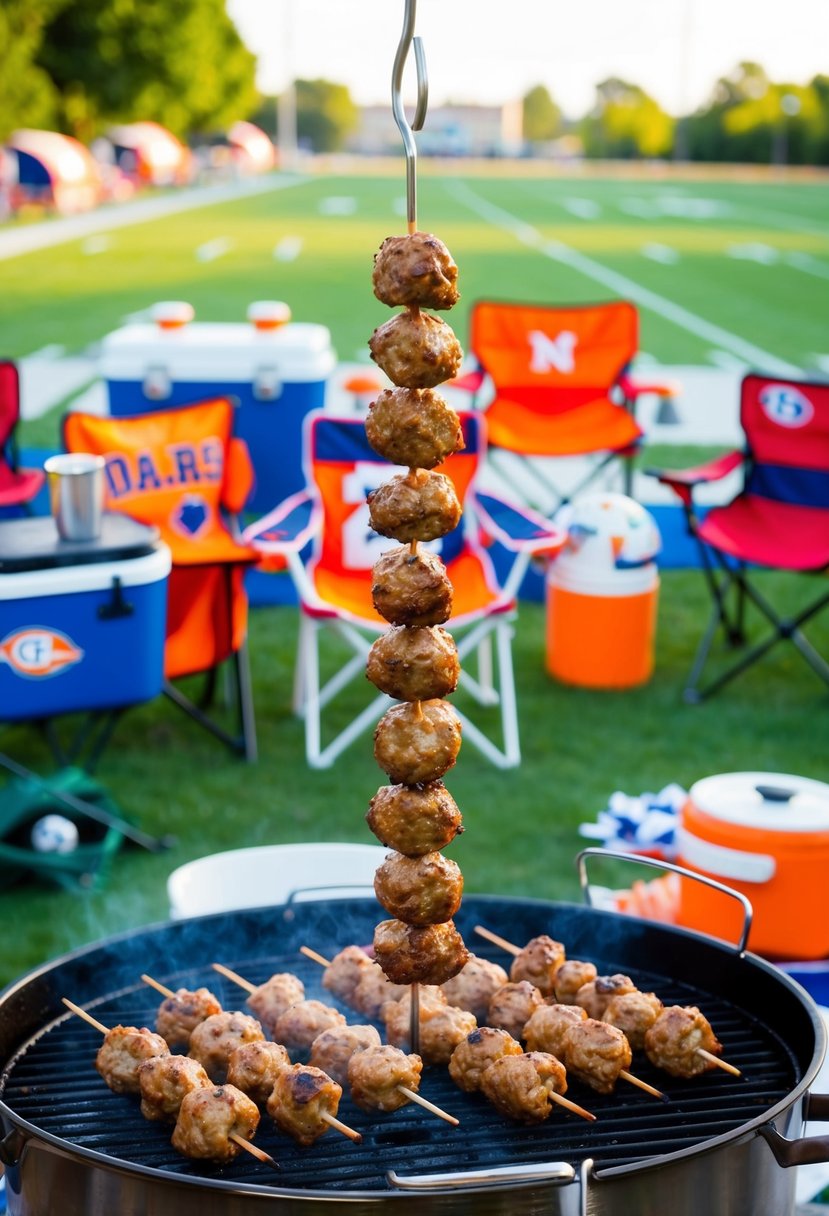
[{"left": 676, "top": 773, "right": 829, "bottom": 960}]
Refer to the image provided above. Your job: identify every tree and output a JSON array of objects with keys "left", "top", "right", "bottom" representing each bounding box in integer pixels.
[
  {"left": 0, "top": 0, "right": 67, "bottom": 141},
  {"left": 293, "top": 79, "right": 358, "bottom": 153},
  {"left": 522, "top": 85, "right": 562, "bottom": 144},
  {"left": 581, "top": 78, "right": 674, "bottom": 159},
  {"left": 36, "top": 0, "right": 259, "bottom": 142}
]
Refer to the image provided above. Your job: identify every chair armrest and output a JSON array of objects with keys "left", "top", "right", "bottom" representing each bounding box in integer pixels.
[
  {"left": 644, "top": 450, "right": 744, "bottom": 506},
  {"left": 473, "top": 490, "right": 567, "bottom": 557},
  {"left": 242, "top": 489, "right": 321, "bottom": 554},
  {"left": 221, "top": 437, "right": 255, "bottom": 514}
]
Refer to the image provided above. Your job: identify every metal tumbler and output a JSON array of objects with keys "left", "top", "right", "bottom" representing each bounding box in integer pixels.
[{"left": 44, "top": 453, "right": 106, "bottom": 542}]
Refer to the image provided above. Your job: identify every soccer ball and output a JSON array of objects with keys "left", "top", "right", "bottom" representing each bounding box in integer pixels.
[{"left": 31, "top": 814, "right": 80, "bottom": 855}]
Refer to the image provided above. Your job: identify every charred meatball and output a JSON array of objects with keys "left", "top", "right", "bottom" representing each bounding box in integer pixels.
[
  {"left": 321, "top": 946, "right": 374, "bottom": 1005},
  {"left": 509, "top": 936, "right": 566, "bottom": 997},
  {"left": 371, "top": 545, "right": 453, "bottom": 627},
  {"left": 564, "top": 1017, "right": 632, "bottom": 1095},
  {"left": 374, "top": 850, "right": 463, "bottom": 925},
  {"left": 350, "top": 960, "right": 408, "bottom": 1019},
  {"left": 644, "top": 1005, "right": 723, "bottom": 1078},
  {"left": 156, "top": 987, "right": 222, "bottom": 1049},
  {"left": 246, "top": 973, "right": 305, "bottom": 1036},
  {"left": 348, "top": 1044, "right": 423, "bottom": 1113},
  {"left": 172, "top": 1084, "right": 259, "bottom": 1162},
  {"left": 267, "top": 1064, "right": 345, "bottom": 1147},
  {"left": 553, "top": 960, "right": 598, "bottom": 1005},
  {"left": 272, "top": 1000, "right": 347, "bottom": 1056},
  {"left": 372, "top": 232, "right": 459, "bottom": 310},
  {"left": 602, "top": 991, "right": 663, "bottom": 1052},
  {"left": 366, "top": 386, "right": 463, "bottom": 470},
  {"left": 374, "top": 918, "right": 469, "bottom": 986},
  {"left": 309, "top": 1024, "right": 382, "bottom": 1087},
  {"left": 523, "top": 1002, "right": 587, "bottom": 1057},
  {"left": 448, "top": 1026, "right": 523, "bottom": 1093},
  {"left": 227, "top": 1040, "right": 292, "bottom": 1104},
  {"left": 374, "top": 699, "right": 462, "bottom": 784},
  {"left": 575, "top": 974, "right": 637, "bottom": 1021},
  {"left": 382, "top": 987, "right": 476, "bottom": 1065},
  {"left": 487, "top": 981, "right": 544, "bottom": 1041},
  {"left": 440, "top": 954, "right": 509, "bottom": 1023},
  {"left": 138, "top": 1054, "right": 211, "bottom": 1123},
  {"left": 369, "top": 311, "right": 463, "bottom": 389},
  {"left": 366, "top": 625, "right": 459, "bottom": 702},
  {"left": 367, "top": 780, "right": 463, "bottom": 856},
  {"left": 95, "top": 1025, "right": 170, "bottom": 1095},
  {"left": 368, "top": 470, "right": 461, "bottom": 543},
  {"left": 480, "top": 1051, "right": 568, "bottom": 1124},
  {"left": 188, "top": 1011, "right": 265, "bottom": 1084}
]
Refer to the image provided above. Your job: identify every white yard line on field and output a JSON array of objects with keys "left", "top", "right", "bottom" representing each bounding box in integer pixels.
[
  {"left": 0, "top": 175, "right": 307, "bottom": 262},
  {"left": 448, "top": 179, "right": 802, "bottom": 377},
  {"left": 786, "top": 251, "right": 829, "bottom": 281}
]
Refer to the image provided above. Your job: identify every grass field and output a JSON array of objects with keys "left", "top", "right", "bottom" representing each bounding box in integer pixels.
[{"left": 1, "top": 164, "right": 828, "bottom": 987}]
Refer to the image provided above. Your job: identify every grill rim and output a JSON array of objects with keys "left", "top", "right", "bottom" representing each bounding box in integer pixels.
[{"left": 0, "top": 893, "right": 825, "bottom": 1200}]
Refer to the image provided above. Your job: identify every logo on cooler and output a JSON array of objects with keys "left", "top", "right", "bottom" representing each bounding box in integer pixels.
[
  {"left": 0, "top": 628, "right": 84, "bottom": 679},
  {"left": 759, "top": 384, "right": 814, "bottom": 428}
]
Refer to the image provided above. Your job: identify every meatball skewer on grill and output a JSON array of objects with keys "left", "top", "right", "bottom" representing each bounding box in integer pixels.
[
  {"left": 480, "top": 1051, "right": 596, "bottom": 1124},
  {"left": 348, "top": 1043, "right": 458, "bottom": 1125},
  {"left": 213, "top": 961, "right": 346, "bottom": 1056},
  {"left": 227, "top": 1040, "right": 293, "bottom": 1104},
  {"left": 563, "top": 1017, "right": 664, "bottom": 1098},
  {"left": 644, "top": 1005, "right": 740, "bottom": 1077},
  {"left": 212, "top": 962, "right": 305, "bottom": 1038},
  {"left": 62, "top": 998, "right": 169, "bottom": 1096},
  {"left": 188, "top": 1010, "right": 266, "bottom": 1084},
  {"left": 141, "top": 973, "right": 222, "bottom": 1049},
  {"left": 298, "top": 945, "right": 408, "bottom": 1018},
  {"left": 474, "top": 924, "right": 565, "bottom": 997},
  {"left": 267, "top": 1063, "right": 362, "bottom": 1145}
]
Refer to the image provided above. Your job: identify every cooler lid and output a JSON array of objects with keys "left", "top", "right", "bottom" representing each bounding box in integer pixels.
[
  {"left": 688, "top": 771, "right": 829, "bottom": 833},
  {"left": 0, "top": 515, "right": 159, "bottom": 574}
]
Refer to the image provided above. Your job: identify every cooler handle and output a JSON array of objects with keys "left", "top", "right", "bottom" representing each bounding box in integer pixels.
[
  {"left": 755, "top": 783, "right": 796, "bottom": 803},
  {"left": 388, "top": 1158, "right": 594, "bottom": 1215},
  {"left": 576, "top": 847, "right": 754, "bottom": 955}
]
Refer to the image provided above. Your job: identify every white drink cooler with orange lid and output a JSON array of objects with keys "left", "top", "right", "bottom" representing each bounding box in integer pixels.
[{"left": 676, "top": 772, "right": 829, "bottom": 960}]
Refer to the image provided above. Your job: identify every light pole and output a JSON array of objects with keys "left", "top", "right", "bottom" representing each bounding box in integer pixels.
[{"left": 277, "top": 0, "right": 298, "bottom": 169}]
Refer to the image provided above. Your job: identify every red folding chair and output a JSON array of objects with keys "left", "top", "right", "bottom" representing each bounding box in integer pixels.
[
  {"left": 0, "top": 360, "right": 45, "bottom": 512},
  {"left": 649, "top": 373, "right": 829, "bottom": 702},
  {"left": 457, "top": 300, "right": 677, "bottom": 510}
]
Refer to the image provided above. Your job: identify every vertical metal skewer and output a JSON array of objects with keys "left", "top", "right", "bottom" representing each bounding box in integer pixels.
[
  {"left": 392, "top": 0, "right": 428, "bottom": 234},
  {"left": 409, "top": 980, "right": 421, "bottom": 1057}
]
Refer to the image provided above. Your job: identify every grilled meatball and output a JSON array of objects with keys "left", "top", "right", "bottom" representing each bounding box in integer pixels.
[
  {"left": 564, "top": 1017, "right": 632, "bottom": 1094},
  {"left": 266, "top": 1063, "right": 344, "bottom": 1147},
  {"left": 348, "top": 1044, "right": 423, "bottom": 1113},
  {"left": 309, "top": 1024, "right": 382, "bottom": 1086},
  {"left": 480, "top": 1051, "right": 568, "bottom": 1124},
  {"left": 374, "top": 850, "right": 463, "bottom": 925},
  {"left": 383, "top": 987, "right": 476, "bottom": 1065},
  {"left": 523, "top": 1002, "right": 587, "bottom": 1057},
  {"left": 138, "top": 1054, "right": 211, "bottom": 1122},
  {"left": 227, "top": 1040, "right": 292, "bottom": 1104},
  {"left": 272, "top": 1000, "right": 347, "bottom": 1056},
  {"left": 188, "top": 1011, "right": 265, "bottom": 1084},
  {"left": 448, "top": 1026, "right": 523, "bottom": 1093},
  {"left": 246, "top": 973, "right": 305, "bottom": 1036},
  {"left": 441, "top": 954, "right": 509, "bottom": 1023},
  {"left": 553, "top": 960, "right": 598, "bottom": 1005},
  {"left": 366, "top": 386, "right": 463, "bottom": 470},
  {"left": 509, "top": 936, "right": 566, "bottom": 997},
  {"left": 95, "top": 1025, "right": 170, "bottom": 1095},
  {"left": 172, "top": 1084, "right": 259, "bottom": 1162},
  {"left": 372, "top": 232, "right": 459, "bottom": 310},
  {"left": 374, "top": 699, "right": 462, "bottom": 784},
  {"left": 367, "top": 781, "right": 463, "bottom": 856},
  {"left": 575, "top": 974, "right": 637, "bottom": 1020},
  {"left": 156, "top": 987, "right": 222, "bottom": 1049},
  {"left": 366, "top": 625, "right": 460, "bottom": 702},
  {"left": 371, "top": 545, "right": 453, "bottom": 627},
  {"left": 368, "top": 470, "right": 461, "bottom": 543},
  {"left": 487, "top": 981, "right": 544, "bottom": 1041},
  {"left": 644, "top": 1005, "right": 723, "bottom": 1078},
  {"left": 602, "top": 991, "right": 663, "bottom": 1052},
  {"left": 350, "top": 960, "right": 408, "bottom": 1019},
  {"left": 369, "top": 311, "right": 463, "bottom": 389},
  {"left": 374, "top": 918, "right": 469, "bottom": 986},
  {"left": 321, "top": 945, "right": 374, "bottom": 1005}
]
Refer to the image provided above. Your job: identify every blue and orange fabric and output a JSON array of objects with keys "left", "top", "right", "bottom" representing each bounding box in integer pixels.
[
  {"left": 62, "top": 397, "right": 258, "bottom": 679},
  {"left": 469, "top": 299, "right": 642, "bottom": 457},
  {"left": 696, "top": 375, "right": 829, "bottom": 571},
  {"left": 247, "top": 410, "right": 564, "bottom": 627},
  {"left": 0, "top": 360, "right": 45, "bottom": 509}
]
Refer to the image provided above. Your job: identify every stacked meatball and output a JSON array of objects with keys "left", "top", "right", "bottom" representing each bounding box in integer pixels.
[{"left": 366, "top": 231, "right": 469, "bottom": 989}]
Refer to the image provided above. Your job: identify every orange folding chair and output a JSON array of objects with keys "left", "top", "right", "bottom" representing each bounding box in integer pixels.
[
  {"left": 244, "top": 411, "right": 566, "bottom": 769},
  {"left": 62, "top": 397, "right": 259, "bottom": 759},
  {"left": 458, "top": 300, "right": 676, "bottom": 510}
]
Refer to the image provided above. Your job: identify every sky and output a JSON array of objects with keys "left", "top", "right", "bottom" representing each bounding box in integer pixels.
[{"left": 227, "top": 0, "right": 828, "bottom": 118}]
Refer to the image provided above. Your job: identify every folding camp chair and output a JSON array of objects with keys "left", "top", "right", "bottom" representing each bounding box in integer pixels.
[
  {"left": 63, "top": 397, "right": 259, "bottom": 759},
  {"left": 456, "top": 300, "right": 676, "bottom": 512},
  {"left": 0, "top": 359, "right": 45, "bottom": 513},
  {"left": 243, "top": 411, "right": 566, "bottom": 769},
  {"left": 648, "top": 373, "right": 829, "bottom": 702}
]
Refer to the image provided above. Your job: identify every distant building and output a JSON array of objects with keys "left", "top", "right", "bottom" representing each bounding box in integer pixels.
[{"left": 348, "top": 101, "right": 524, "bottom": 158}]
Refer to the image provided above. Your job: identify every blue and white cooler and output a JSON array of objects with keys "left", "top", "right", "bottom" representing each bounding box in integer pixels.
[
  {"left": 99, "top": 301, "right": 337, "bottom": 515},
  {"left": 0, "top": 516, "right": 170, "bottom": 721}
]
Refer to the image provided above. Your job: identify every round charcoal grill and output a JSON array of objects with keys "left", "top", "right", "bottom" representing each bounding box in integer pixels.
[{"left": 1, "top": 892, "right": 827, "bottom": 1215}]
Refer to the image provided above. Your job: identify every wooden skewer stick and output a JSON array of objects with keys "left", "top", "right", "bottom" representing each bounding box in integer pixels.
[
  {"left": 698, "top": 1048, "right": 741, "bottom": 1077},
  {"left": 321, "top": 1111, "right": 362, "bottom": 1143},
  {"left": 229, "top": 1132, "right": 280, "bottom": 1170},
  {"left": 62, "top": 997, "right": 109, "bottom": 1035},
  {"left": 397, "top": 1086, "right": 459, "bottom": 1126},
  {"left": 141, "top": 974, "right": 176, "bottom": 999},
  {"left": 619, "top": 1070, "right": 665, "bottom": 1099},
  {"left": 212, "top": 962, "right": 258, "bottom": 994},
  {"left": 473, "top": 925, "right": 521, "bottom": 956},
  {"left": 299, "top": 946, "right": 331, "bottom": 968},
  {"left": 546, "top": 1089, "right": 596, "bottom": 1122}
]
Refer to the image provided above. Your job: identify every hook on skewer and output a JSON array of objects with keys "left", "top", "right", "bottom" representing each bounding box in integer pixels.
[{"left": 392, "top": 0, "right": 428, "bottom": 233}]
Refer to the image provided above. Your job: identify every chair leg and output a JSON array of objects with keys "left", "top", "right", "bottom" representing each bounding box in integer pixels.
[{"left": 233, "top": 640, "right": 258, "bottom": 763}]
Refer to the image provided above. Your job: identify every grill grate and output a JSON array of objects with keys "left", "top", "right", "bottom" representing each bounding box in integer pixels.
[{"left": 1, "top": 938, "right": 800, "bottom": 1194}]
